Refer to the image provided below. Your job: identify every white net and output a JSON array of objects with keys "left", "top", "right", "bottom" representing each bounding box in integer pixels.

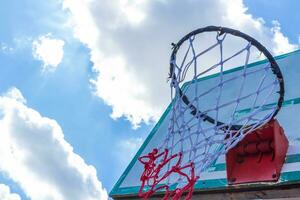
[
  {"left": 156, "top": 32, "right": 281, "bottom": 188},
  {"left": 138, "top": 29, "right": 282, "bottom": 199}
]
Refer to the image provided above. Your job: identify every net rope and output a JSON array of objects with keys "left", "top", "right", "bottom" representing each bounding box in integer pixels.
[{"left": 138, "top": 32, "right": 280, "bottom": 199}]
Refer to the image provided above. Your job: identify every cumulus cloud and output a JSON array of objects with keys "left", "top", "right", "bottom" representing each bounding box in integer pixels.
[
  {"left": 271, "top": 21, "right": 298, "bottom": 55},
  {"left": 32, "top": 34, "right": 65, "bottom": 71},
  {"left": 0, "top": 88, "right": 108, "bottom": 200},
  {"left": 5, "top": 87, "right": 26, "bottom": 104},
  {"left": 0, "top": 43, "right": 14, "bottom": 54},
  {"left": 62, "top": 0, "right": 298, "bottom": 127},
  {"left": 0, "top": 184, "right": 21, "bottom": 200}
]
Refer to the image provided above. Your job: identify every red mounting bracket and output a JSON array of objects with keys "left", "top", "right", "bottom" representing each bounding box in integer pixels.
[{"left": 226, "top": 119, "right": 289, "bottom": 185}]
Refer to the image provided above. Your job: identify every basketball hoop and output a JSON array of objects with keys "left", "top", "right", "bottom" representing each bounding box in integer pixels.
[{"left": 138, "top": 26, "right": 287, "bottom": 200}]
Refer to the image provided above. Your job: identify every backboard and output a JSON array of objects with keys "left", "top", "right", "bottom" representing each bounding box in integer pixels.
[{"left": 110, "top": 49, "right": 300, "bottom": 199}]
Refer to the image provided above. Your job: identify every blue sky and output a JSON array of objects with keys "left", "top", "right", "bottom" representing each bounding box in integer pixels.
[{"left": 0, "top": 0, "right": 299, "bottom": 200}]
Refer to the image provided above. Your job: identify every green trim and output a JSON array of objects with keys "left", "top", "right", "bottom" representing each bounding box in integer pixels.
[
  {"left": 195, "top": 178, "right": 228, "bottom": 188},
  {"left": 236, "top": 97, "right": 300, "bottom": 116},
  {"left": 211, "top": 153, "right": 300, "bottom": 172},
  {"left": 280, "top": 171, "right": 300, "bottom": 182},
  {"left": 286, "top": 154, "right": 300, "bottom": 163},
  {"left": 212, "top": 163, "right": 226, "bottom": 172},
  {"left": 110, "top": 178, "right": 230, "bottom": 196},
  {"left": 111, "top": 154, "right": 300, "bottom": 196},
  {"left": 110, "top": 49, "right": 300, "bottom": 197},
  {"left": 111, "top": 170, "right": 300, "bottom": 196},
  {"left": 110, "top": 154, "right": 300, "bottom": 196},
  {"left": 110, "top": 171, "right": 300, "bottom": 196}
]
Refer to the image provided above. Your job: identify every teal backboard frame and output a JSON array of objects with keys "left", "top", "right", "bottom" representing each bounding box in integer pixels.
[{"left": 110, "top": 49, "right": 300, "bottom": 198}]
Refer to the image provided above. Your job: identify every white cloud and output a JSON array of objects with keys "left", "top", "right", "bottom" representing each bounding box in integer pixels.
[
  {"left": 62, "top": 0, "right": 298, "bottom": 128},
  {"left": 89, "top": 56, "right": 157, "bottom": 128},
  {"left": 0, "top": 43, "right": 14, "bottom": 54},
  {"left": 0, "top": 184, "right": 21, "bottom": 200},
  {"left": 0, "top": 88, "right": 108, "bottom": 200},
  {"left": 5, "top": 87, "right": 26, "bottom": 104},
  {"left": 32, "top": 34, "right": 65, "bottom": 71},
  {"left": 271, "top": 21, "right": 298, "bottom": 55},
  {"left": 118, "top": 0, "right": 148, "bottom": 25},
  {"left": 62, "top": 0, "right": 100, "bottom": 49}
]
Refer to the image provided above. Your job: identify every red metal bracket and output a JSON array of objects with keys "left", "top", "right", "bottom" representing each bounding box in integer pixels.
[{"left": 226, "top": 119, "right": 289, "bottom": 185}]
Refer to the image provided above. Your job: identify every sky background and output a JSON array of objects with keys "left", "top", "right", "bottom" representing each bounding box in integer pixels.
[{"left": 0, "top": 0, "right": 300, "bottom": 200}]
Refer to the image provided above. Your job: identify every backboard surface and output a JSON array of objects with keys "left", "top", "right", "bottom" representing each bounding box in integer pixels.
[{"left": 110, "top": 49, "right": 300, "bottom": 199}]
